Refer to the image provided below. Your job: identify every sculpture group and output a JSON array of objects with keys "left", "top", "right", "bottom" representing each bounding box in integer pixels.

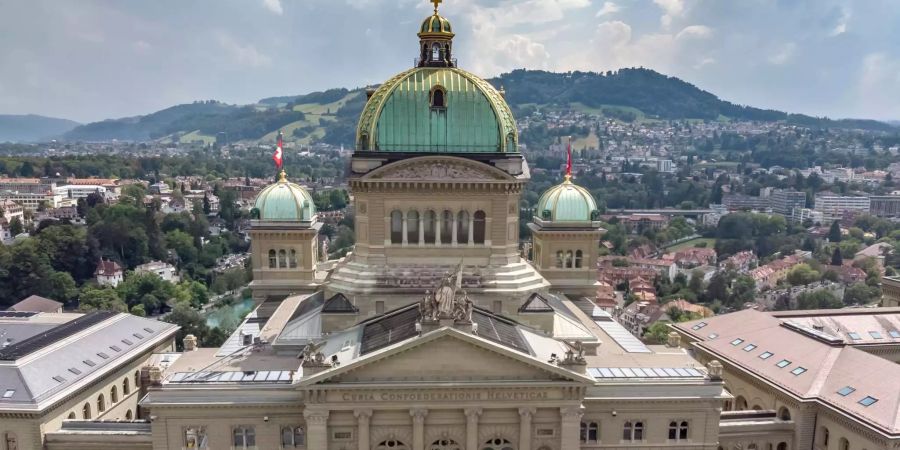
[{"left": 419, "top": 263, "right": 474, "bottom": 323}]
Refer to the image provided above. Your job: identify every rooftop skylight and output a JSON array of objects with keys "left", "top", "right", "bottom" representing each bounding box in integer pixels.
[
  {"left": 692, "top": 322, "right": 708, "bottom": 330},
  {"left": 847, "top": 332, "right": 862, "bottom": 340},
  {"left": 889, "top": 330, "right": 900, "bottom": 338},
  {"left": 837, "top": 386, "right": 856, "bottom": 396},
  {"left": 2, "top": 390, "right": 14, "bottom": 398},
  {"left": 868, "top": 331, "right": 883, "bottom": 339},
  {"left": 858, "top": 396, "right": 878, "bottom": 407},
  {"left": 776, "top": 359, "right": 791, "bottom": 368},
  {"left": 790, "top": 367, "right": 807, "bottom": 375},
  {"left": 743, "top": 344, "right": 757, "bottom": 352},
  {"left": 731, "top": 338, "right": 744, "bottom": 346},
  {"left": 759, "top": 351, "right": 773, "bottom": 359},
  {"left": 708, "top": 333, "right": 719, "bottom": 339}
]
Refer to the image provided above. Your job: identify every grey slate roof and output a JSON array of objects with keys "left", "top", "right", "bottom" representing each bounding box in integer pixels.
[
  {"left": 322, "top": 293, "right": 359, "bottom": 313},
  {"left": 518, "top": 292, "right": 554, "bottom": 313}
]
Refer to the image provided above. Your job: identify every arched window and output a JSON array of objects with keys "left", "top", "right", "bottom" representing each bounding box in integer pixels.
[
  {"left": 821, "top": 427, "right": 830, "bottom": 446},
  {"left": 575, "top": 250, "right": 584, "bottom": 268},
  {"left": 668, "top": 420, "right": 689, "bottom": 440},
  {"left": 377, "top": 439, "right": 409, "bottom": 450},
  {"left": 4, "top": 433, "right": 17, "bottom": 450},
  {"left": 735, "top": 395, "right": 748, "bottom": 410},
  {"left": 185, "top": 426, "right": 208, "bottom": 449},
  {"left": 473, "top": 210, "right": 486, "bottom": 244},
  {"left": 566, "top": 250, "right": 574, "bottom": 268},
  {"left": 752, "top": 404, "right": 763, "bottom": 411},
  {"left": 359, "top": 133, "right": 369, "bottom": 151},
  {"left": 407, "top": 210, "right": 419, "bottom": 244},
  {"left": 580, "top": 421, "right": 599, "bottom": 443},
  {"left": 623, "top": 421, "right": 644, "bottom": 441},
  {"left": 431, "top": 88, "right": 446, "bottom": 108},
  {"left": 123, "top": 377, "right": 130, "bottom": 395},
  {"left": 748, "top": 445, "right": 758, "bottom": 450},
  {"left": 268, "top": 250, "right": 277, "bottom": 268},
  {"left": 423, "top": 210, "right": 436, "bottom": 244},
  {"left": 125, "top": 409, "right": 133, "bottom": 420},
  {"left": 134, "top": 371, "right": 140, "bottom": 390},
  {"left": 278, "top": 249, "right": 287, "bottom": 268},
  {"left": 778, "top": 406, "right": 791, "bottom": 421},
  {"left": 481, "top": 438, "right": 513, "bottom": 450},
  {"left": 440, "top": 210, "right": 453, "bottom": 243},
  {"left": 390, "top": 210, "right": 403, "bottom": 244},
  {"left": 289, "top": 249, "right": 298, "bottom": 268},
  {"left": 282, "top": 426, "right": 305, "bottom": 447},
  {"left": 777, "top": 443, "right": 788, "bottom": 450},
  {"left": 457, "top": 211, "right": 469, "bottom": 244},
  {"left": 839, "top": 438, "right": 849, "bottom": 450},
  {"left": 67, "top": 412, "right": 76, "bottom": 419},
  {"left": 82, "top": 402, "right": 91, "bottom": 419},
  {"left": 110, "top": 385, "right": 118, "bottom": 404},
  {"left": 430, "top": 438, "right": 461, "bottom": 450},
  {"left": 97, "top": 394, "right": 105, "bottom": 413},
  {"left": 556, "top": 251, "right": 564, "bottom": 268},
  {"left": 232, "top": 426, "right": 256, "bottom": 449}
]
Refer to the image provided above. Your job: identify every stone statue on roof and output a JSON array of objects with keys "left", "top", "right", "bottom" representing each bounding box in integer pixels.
[{"left": 420, "top": 262, "right": 472, "bottom": 324}]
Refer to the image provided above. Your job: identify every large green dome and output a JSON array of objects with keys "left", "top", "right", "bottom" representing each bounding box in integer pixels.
[
  {"left": 253, "top": 173, "right": 316, "bottom": 221},
  {"left": 535, "top": 179, "right": 598, "bottom": 222},
  {"left": 356, "top": 67, "right": 518, "bottom": 153}
]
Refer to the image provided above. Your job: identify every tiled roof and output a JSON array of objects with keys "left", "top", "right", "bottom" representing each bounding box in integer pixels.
[{"left": 8, "top": 295, "right": 62, "bottom": 313}]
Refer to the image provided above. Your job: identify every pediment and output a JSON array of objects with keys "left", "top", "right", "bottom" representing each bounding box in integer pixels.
[
  {"left": 299, "top": 327, "right": 592, "bottom": 386},
  {"left": 364, "top": 156, "right": 513, "bottom": 182}
]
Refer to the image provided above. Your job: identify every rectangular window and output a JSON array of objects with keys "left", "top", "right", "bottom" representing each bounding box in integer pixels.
[
  {"left": 889, "top": 330, "right": 900, "bottom": 338},
  {"left": 2, "top": 390, "right": 14, "bottom": 398},
  {"left": 837, "top": 386, "right": 856, "bottom": 396},
  {"left": 184, "top": 426, "right": 208, "bottom": 449},
  {"left": 493, "top": 300, "right": 503, "bottom": 314},
  {"left": 730, "top": 338, "right": 744, "bottom": 346},
  {"left": 742, "top": 344, "right": 757, "bottom": 352},
  {"left": 536, "top": 428, "right": 555, "bottom": 436},
  {"left": 759, "top": 351, "right": 774, "bottom": 359},
  {"left": 375, "top": 301, "right": 385, "bottom": 315},
  {"left": 869, "top": 331, "right": 883, "bottom": 339},
  {"left": 791, "top": 367, "right": 807, "bottom": 375},
  {"left": 333, "top": 431, "right": 353, "bottom": 440},
  {"left": 847, "top": 332, "right": 861, "bottom": 340},
  {"left": 691, "top": 322, "right": 707, "bottom": 330},
  {"left": 776, "top": 359, "right": 791, "bottom": 368},
  {"left": 858, "top": 396, "right": 878, "bottom": 406}
]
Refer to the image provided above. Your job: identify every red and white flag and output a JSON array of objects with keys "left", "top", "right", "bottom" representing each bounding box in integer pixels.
[{"left": 273, "top": 131, "right": 284, "bottom": 169}]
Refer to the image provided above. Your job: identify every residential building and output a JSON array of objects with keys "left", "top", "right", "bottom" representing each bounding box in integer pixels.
[
  {"left": 95, "top": 260, "right": 124, "bottom": 287},
  {"left": 723, "top": 193, "right": 770, "bottom": 211},
  {"left": 721, "top": 251, "right": 758, "bottom": 273},
  {"left": 749, "top": 252, "right": 808, "bottom": 290},
  {"left": 0, "top": 191, "right": 64, "bottom": 211},
  {"left": 770, "top": 189, "right": 806, "bottom": 218},
  {"left": 7, "top": 295, "right": 64, "bottom": 313},
  {"left": 134, "top": 261, "right": 180, "bottom": 284},
  {"left": 869, "top": 195, "right": 900, "bottom": 218},
  {"left": 814, "top": 194, "right": 870, "bottom": 223}
]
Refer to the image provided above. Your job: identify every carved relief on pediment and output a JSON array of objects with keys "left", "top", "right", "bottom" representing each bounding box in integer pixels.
[{"left": 368, "top": 158, "right": 508, "bottom": 181}]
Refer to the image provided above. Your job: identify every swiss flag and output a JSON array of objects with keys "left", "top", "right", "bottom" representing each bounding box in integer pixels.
[{"left": 273, "top": 131, "right": 284, "bottom": 169}]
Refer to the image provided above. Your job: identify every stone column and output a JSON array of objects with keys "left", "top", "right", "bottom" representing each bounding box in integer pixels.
[
  {"left": 465, "top": 408, "right": 482, "bottom": 450},
  {"left": 436, "top": 213, "right": 442, "bottom": 245},
  {"left": 451, "top": 213, "right": 458, "bottom": 245},
  {"left": 518, "top": 407, "right": 535, "bottom": 450},
  {"left": 559, "top": 406, "right": 582, "bottom": 450},
  {"left": 467, "top": 214, "right": 474, "bottom": 246},
  {"left": 419, "top": 215, "right": 425, "bottom": 246},
  {"left": 303, "top": 408, "right": 329, "bottom": 449},
  {"left": 402, "top": 213, "right": 409, "bottom": 245},
  {"left": 354, "top": 409, "right": 372, "bottom": 450},
  {"left": 411, "top": 408, "right": 428, "bottom": 450}
]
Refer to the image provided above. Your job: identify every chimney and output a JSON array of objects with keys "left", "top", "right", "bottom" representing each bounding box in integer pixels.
[
  {"left": 183, "top": 334, "right": 198, "bottom": 352},
  {"left": 666, "top": 331, "right": 681, "bottom": 348}
]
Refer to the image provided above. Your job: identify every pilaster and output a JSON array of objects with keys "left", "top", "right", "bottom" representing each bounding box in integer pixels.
[
  {"left": 518, "top": 407, "right": 536, "bottom": 450},
  {"left": 559, "top": 406, "right": 583, "bottom": 450},
  {"left": 411, "top": 408, "right": 428, "bottom": 450},
  {"left": 355, "top": 408, "right": 372, "bottom": 450},
  {"left": 465, "top": 407, "right": 482, "bottom": 450},
  {"left": 303, "top": 408, "right": 329, "bottom": 449}
]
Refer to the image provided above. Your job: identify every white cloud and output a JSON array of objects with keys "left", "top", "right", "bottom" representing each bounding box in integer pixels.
[
  {"left": 854, "top": 53, "right": 900, "bottom": 118},
  {"left": 262, "top": 0, "right": 283, "bottom": 15},
  {"left": 768, "top": 42, "right": 796, "bottom": 65},
  {"left": 216, "top": 32, "right": 272, "bottom": 68},
  {"left": 675, "top": 25, "right": 712, "bottom": 40},
  {"left": 653, "top": 0, "right": 684, "bottom": 29},
  {"left": 830, "top": 7, "right": 850, "bottom": 36},
  {"left": 596, "top": 1, "right": 621, "bottom": 17}
]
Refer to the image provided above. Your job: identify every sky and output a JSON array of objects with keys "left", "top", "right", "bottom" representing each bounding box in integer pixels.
[{"left": 1, "top": 0, "right": 899, "bottom": 123}]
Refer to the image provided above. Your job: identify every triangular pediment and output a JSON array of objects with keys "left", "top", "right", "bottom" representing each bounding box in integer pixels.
[{"left": 299, "top": 327, "right": 593, "bottom": 386}]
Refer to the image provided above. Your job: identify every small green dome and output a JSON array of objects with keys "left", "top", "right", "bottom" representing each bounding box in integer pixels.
[
  {"left": 536, "top": 179, "right": 598, "bottom": 222},
  {"left": 356, "top": 67, "right": 518, "bottom": 153},
  {"left": 253, "top": 173, "right": 316, "bottom": 221},
  {"left": 420, "top": 13, "right": 453, "bottom": 35}
]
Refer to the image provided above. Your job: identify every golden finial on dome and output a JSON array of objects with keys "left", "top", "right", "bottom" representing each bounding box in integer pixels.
[
  {"left": 278, "top": 170, "right": 288, "bottom": 183},
  {"left": 431, "top": 0, "right": 442, "bottom": 14}
]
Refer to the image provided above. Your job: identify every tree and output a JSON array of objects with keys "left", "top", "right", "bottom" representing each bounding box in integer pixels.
[
  {"left": 47, "top": 272, "right": 78, "bottom": 303},
  {"left": 687, "top": 270, "right": 704, "bottom": 294},
  {"left": 787, "top": 264, "right": 821, "bottom": 286},
  {"left": 165, "top": 230, "right": 198, "bottom": 267},
  {"left": 117, "top": 272, "right": 175, "bottom": 314},
  {"left": 78, "top": 287, "right": 128, "bottom": 313},
  {"left": 830, "top": 247, "right": 843, "bottom": 266},
  {"left": 828, "top": 220, "right": 842, "bottom": 242},
  {"left": 130, "top": 304, "right": 147, "bottom": 317},
  {"left": 202, "top": 194, "right": 211, "bottom": 215},
  {"left": 643, "top": 322, "right": 673, "bottom": 345},
  {"left": 8, "top": 217, "right": 23, "bottom": 236},
  {"left": 843, "top": 282, "right": 881, "bottom": 306},
  {"left": 796, "top": 290, "right": 842, "bottom": 310}
]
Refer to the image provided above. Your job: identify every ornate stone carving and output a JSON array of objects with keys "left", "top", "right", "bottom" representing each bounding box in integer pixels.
[
  {"left": 299, "top": 340, "right": 331, "bottom": 368},
  {"left": 419, "top": 263, "right": 474, "bottom": 324},
  {"left": 518, "top": 407, "right": 536, "bottom": 418},
  {"left": 410, "top": 408, "right": 429, "bottom": 423},
  {"left": 354, "top": 409, "right": 373, "bottom": 420},
  {"left": 372, "top": 160, "right": 505, "bottom": 181},
  {"left": 303, "top": 409, "right": 329, "bottom": 424},
  {"left": 560, "top": 340, "right": 586, "bottom": 365},
  {"left": 464, "top": 407, "right": 482, "bottom": 420}
]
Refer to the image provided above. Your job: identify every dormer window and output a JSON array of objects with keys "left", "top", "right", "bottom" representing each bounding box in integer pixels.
[{"left": 430, "top": 86, "right": 447, "bottom": 109}]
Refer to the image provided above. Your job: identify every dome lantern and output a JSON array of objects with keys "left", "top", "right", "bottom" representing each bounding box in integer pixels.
[
  {"left": 417, "top": 0, "right": 455, "bottom": 68},
  {"left": 251, "top": 171, "right": 317, "bottom": 223},
  {"left": 535, "top": 178, "right": 599, "bottom": 223}
]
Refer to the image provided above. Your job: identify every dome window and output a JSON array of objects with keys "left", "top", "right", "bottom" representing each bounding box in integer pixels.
[{"left": 430, "top": 85, "right": 447, "bottom": 110}]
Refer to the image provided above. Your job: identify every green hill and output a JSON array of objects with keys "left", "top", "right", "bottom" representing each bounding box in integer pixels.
[
  {"left": 61, "top": 68, "right": 897, "bottom": 144},
  {"left": 0, "top": 114, "right": 80, "bottom": 142}
]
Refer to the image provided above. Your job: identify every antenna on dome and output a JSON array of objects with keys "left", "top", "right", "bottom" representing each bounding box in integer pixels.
[{"left": 431, "top": 0, "right": 442, "bottom": 14}]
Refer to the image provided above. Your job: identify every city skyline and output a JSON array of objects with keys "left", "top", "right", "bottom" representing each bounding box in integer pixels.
[{"left": 1, "top": 0, "right": 899, "bottom": 123}]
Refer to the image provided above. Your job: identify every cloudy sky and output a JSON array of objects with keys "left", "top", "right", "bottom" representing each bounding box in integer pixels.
[{"left": 1, "top": 0, "right": 898, "bottom": 123}]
